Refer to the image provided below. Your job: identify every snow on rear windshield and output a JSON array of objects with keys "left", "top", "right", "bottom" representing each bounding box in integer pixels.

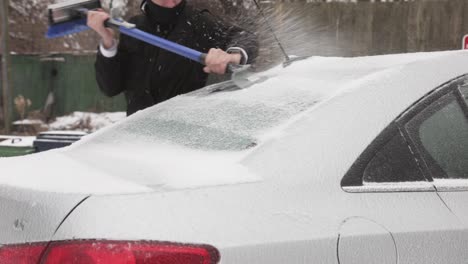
[{"left": 86, "top": 78, "right": 322, "bottom": 151}]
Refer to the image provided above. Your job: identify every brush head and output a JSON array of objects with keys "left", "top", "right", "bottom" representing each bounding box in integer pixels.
[
  {"left": 48, "top": 0, "right": 101, "bottom": 25},
  {"left": 46, "top": 18, "right": 89, "bottom": 39},
  {"left": 46, "top": 0, "right": 101, "bottom": 39}
]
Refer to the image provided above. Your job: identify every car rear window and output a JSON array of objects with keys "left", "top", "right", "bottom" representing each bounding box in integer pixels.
[{"left": 87, "top": 80, "right": 322, "bottom": 151}]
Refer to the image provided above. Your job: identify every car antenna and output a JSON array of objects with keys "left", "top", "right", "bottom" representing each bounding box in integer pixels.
[{"left": 251, "top": 0, "right": 292, "bottom": 67}]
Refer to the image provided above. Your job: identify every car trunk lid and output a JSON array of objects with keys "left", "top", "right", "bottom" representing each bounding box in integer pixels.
[{"left": 0, "top": 184, "right": 87, "bottom": 245}]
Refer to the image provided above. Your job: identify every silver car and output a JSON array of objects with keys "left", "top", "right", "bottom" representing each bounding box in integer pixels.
[{"left": 0, "top": 50, "right": 467, "bottom": 264}]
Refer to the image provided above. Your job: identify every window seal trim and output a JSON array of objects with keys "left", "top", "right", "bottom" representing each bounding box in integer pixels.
[
  {"left": 343, "top": 182, "right": 435, "bottom": 193},
  {"left": 433, "top": 178, "right": 468, "bottom": 192},
  {"left": 435, "top": 186, "right": 468, "bottom": 192},
  {"left": 455, "top": 85, "right": 468, "bottom": 119},
  {"left": 397, "top": 82, "right": 455, "bottom": 124}
]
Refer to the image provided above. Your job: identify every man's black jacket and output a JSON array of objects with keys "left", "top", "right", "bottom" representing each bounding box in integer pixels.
[{"left": 95, "top": 3, "right": 258, "bottom": 115}]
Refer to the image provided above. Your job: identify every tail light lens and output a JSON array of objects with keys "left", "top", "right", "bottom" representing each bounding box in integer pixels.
[
  {"left": 0, "top": 240, "right": 220, "bottom": 264},
  {"left": 0, "top": 243, "right": 47, "bottom": 264}
]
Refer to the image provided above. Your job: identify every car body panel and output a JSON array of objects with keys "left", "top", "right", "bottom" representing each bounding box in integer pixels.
[
  {"left": 52, "top": 185, "right": 339, "bottom": 263},
  {"left": 2, "top": 51, "right": 467, "bottom": 195},
  {"left": 0, "top": 185, "right": 86, "bottom": 245},
  {"left": 436, "top": 190, "right": 468, "bottom": 247},
  {"left": 338, "top": 217, "right": 397, "bottom": 264},
  {"left": 3, "top": 50, "right": 468, "bottom": 263}
]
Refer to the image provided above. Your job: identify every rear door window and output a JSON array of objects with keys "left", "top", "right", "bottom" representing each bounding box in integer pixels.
[
  {"left": 342, "top": 75, "right": 468, "bottom": 193},
  {"left": 341, "top": 124, "right": 431, "bottom": 192},
  {"left": 405, "top": 92, "right": 468, "bottom": 180}
]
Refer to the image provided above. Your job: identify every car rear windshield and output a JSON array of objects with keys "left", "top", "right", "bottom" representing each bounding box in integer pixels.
[{"left": 88, "top": 79, "right": 322, "bottom": 151}]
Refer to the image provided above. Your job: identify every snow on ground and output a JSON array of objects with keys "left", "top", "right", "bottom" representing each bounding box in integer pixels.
[
  {"left": 12, "top": 111, "right": 126, "bottom": 133},
  {"left": 48, "top": 111, "right": 126, "bottom": 132},
  {"left": 4, "top": 112, "right": 125, "bottom": 147}
]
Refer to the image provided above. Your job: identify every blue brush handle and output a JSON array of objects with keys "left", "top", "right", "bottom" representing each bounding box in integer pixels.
[
  {"left": 75, "top": 10, "right": 241, "bottom": 73},
  {"left": 52, "top": 8, "right": 242, "bottom": 73},
  {"left": 74, "top": 9, "right": 240, "bottom": 72},
  {"left": 113, "top": 22, "right": 240, "bottom": 73},
  {"left": 119, "top": 26, "right": 206, "bottom": 65},
  {"left": 75, "top": 9, "right": 206, "bottom": 64}
]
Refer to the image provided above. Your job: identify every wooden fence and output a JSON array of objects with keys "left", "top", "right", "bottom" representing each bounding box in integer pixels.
[
  {"left": 263, "top": 0, "right": 468, "bottom": 57},
  {"left": 4, "top": 0, "right": 468, "bottom": 57}
]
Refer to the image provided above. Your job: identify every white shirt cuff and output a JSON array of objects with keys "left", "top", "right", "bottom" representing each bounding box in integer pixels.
[
  {"left": 99, "top": 39, "right": 118, "bottom": 58},
  {"left": 227, "top": 47, "right": 248, "bottom": 65}
]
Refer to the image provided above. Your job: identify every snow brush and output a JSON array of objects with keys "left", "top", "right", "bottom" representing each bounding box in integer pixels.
[{"left": 46, "top": 0, "right": 249, "bottom": 75}]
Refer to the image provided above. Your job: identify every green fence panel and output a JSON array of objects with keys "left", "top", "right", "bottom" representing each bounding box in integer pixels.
[
  {"left": 50, "top": 54, "right": 126, "bottom": 114},
  {"left": 0, "top": 146, "right": 35, "bottom": 157},
  {"left": 6, "top": 54, "right": 126, "bottom": 122}
]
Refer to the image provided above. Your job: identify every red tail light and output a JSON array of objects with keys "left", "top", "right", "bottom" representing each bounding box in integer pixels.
[
  {"left": 0, "top": 243, "right": 47, "bottom": 264},
  {"left": 0, "top": 240, "right": 220, "bottom": 264}
]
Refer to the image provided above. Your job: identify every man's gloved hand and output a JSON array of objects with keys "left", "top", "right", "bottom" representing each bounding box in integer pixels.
[
  {"left": 204, "top": 48, "right": 241, "bottom": 75},
  {"left": 87, "top": 9, "right": 116, "bottom": 49}
]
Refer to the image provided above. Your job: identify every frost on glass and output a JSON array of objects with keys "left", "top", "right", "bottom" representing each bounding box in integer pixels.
[
  {"left": 86, "top": 80, "right": 321, "bottom": 151},
  {"left": 363, "top": 132, "right": 425, "bottom": 184},
  {"left": 460, "top": 84, "right": 468, "bottom": 105},
  {"left": 411, "top": 93, "right": 468, "bottom": 179}
]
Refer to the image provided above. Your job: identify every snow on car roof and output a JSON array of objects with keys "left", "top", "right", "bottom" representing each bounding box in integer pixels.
[
  {"left": 1, "top": 50, "right": 467, "bottom": 195},
  {"left": 81, "top": 51, "right": 461, "bottom": 150}
]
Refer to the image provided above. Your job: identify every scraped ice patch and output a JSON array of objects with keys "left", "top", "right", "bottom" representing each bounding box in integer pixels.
[{"left": 81, "top": 64, "right": 348, "bottom": 152}]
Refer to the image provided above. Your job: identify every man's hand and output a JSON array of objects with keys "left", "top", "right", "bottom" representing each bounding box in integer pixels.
[
  {"left": 204, "top": 48, "right": 242, "bottom": 75},
  {"left": 87, "top": 9, "right": 115, "bottom": 49}
]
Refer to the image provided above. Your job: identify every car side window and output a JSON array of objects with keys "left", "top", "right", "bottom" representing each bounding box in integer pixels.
[
  {"left": 363, "top": 130, "right": 426, "bottom": 184},
  {"left": 404, "top": 92, "right": 468, "bottom": 180},
  {"left": 342, "top": 75, "right": 468, "bottom": 193},
  {"left": 341, "top": 125, "right": 429, "bottom": 191}
]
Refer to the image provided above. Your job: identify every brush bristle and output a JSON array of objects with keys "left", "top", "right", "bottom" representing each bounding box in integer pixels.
[{"left": 46, "top": 18, "right": 89, "bottom": 39}]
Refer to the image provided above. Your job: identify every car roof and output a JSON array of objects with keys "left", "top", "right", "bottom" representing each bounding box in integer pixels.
[{"left": 237, "top": 50, "right": 468, "bottom": 188}]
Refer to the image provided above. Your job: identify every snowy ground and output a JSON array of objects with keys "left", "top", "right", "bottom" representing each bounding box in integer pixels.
[
  {"left": 12, "top": 111, "right": 126, "bottom": 134},
  {"left": 1, "top": 112, "right": 125, "bottom": 147}
]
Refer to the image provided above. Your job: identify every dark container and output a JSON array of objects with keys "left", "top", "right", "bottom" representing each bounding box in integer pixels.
[{"left": 33, "top": 131, "right": 87, "bottom": 152}]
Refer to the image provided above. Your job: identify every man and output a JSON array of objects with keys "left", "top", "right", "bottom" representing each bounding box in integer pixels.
[{"left": 88, "top": 0, "right": 258, "bottom": 115}]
